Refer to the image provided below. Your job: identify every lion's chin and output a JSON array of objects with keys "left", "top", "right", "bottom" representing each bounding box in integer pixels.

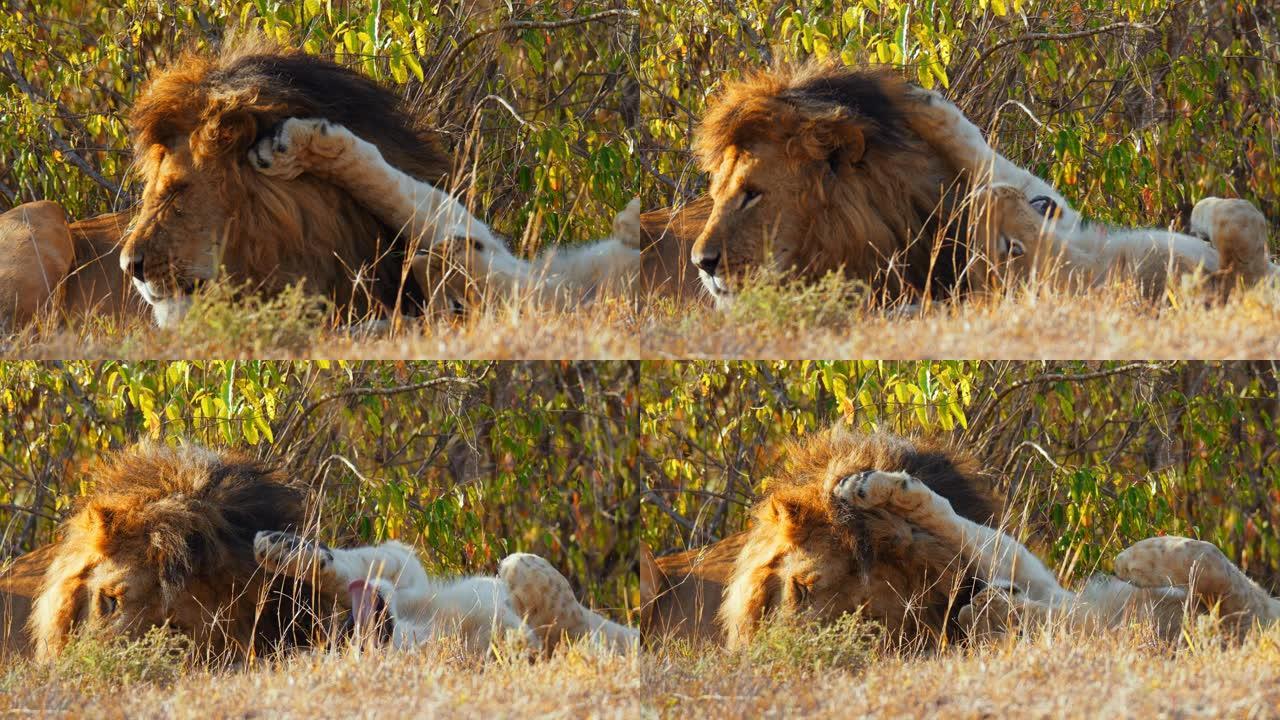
[
  {"left": 132, "top": 278, "right": 192, "bottom": 329},
  {"left": 151, "top": 296, "right": 192, "bottom": 329},
  {"left": 699, "top": 270, "right": 734, "bottom": 310}
]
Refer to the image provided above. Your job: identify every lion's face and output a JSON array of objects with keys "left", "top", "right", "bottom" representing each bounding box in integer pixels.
[
  {"left": 42, "top": 546, "right": 187, "bottom": 649},
  {"left": 965, "top": 183, "right": 1063, "bottom": 293},
  {"left": 719, "top": 479, "right": 880, "bottom": 647},
  {"left": 690, "top": 142, "right": 822, "bottom": 304},
  {"left": 719, "top": 429, "right": 993, "bottom": 648},
  {"left": 690, "top": 64, "right": 969, "bottom": 307},
  {"left": 31, "top": 507, "right": 250, "bottom": 659},
  {"left": 29, "top": 443, "right": 310, "bottom": 660},
  {"left": 120, "top": 136, "right": 241, "bottom": 326}
]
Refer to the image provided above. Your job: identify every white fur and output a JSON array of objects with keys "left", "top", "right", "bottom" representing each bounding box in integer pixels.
[
  {"left": 252, "top": 532, "right": 638, "bottom": 656},
  {"left": 906, "top": 89, "right": 1278, "bottom": 287}
]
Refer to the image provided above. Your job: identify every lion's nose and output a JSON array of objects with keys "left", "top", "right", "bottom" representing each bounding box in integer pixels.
[
  {"left": 124, "top": 253, "right": 146, "bottom": 282},
  {"left": 693, "top": 252, "right": 721, "bottom": 276}
]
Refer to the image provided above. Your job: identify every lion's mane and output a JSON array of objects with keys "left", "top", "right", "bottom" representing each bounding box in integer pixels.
[
  {"left": 29, "top": 443, "right": 321, "bottom": 660},
  {"left": 694, "top": 63, "right": 968, "bottom": 296},
  {"left": 129, "top": 36, "right": 450, "bottom": 311}
]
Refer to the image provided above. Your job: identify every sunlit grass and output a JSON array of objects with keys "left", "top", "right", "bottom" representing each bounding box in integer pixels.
[
  {"left": 4, "top": 621, "right": 1276, "bottom": 718},
  {"left": 6, "top": 272, "right": 1280, "bottom": 360}
]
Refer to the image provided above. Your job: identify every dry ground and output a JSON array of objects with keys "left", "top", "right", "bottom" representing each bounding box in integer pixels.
[
  {"left": 4, "top": 622, "right": 1277, "bottom": 719},
  {"left": 6, "top": 274, "right": 1280, "bottom": 360}
]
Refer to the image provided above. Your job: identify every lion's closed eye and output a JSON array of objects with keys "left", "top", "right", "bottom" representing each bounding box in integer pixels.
[
  {"left": 740, "top": 188, "right": 762, "bottom": 210},
  {"left": 97, "top": 589, "right": 121, "bottom": 616}
]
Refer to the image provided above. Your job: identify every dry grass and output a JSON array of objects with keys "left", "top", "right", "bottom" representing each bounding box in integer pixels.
[
  {"left": 4, "top": 620, "right": 1277, "bottom": 719},
  {"left": 6, "top": 273, "right": 1280, "bottom": 360}
]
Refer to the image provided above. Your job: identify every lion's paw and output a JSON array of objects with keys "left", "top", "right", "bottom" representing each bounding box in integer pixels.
[
  {"left": 832, "top": 469, "right": 930, "bottom": 514},
  {"left": 613, "top": 198, "right": 644, "bottom": 250},
  {"left": 254, "top": 530, "right": 335, "bottom": 578},
  {"left": 248, "top": 118, "right": 353, "bottom": 179},
  {"left": 959, "top": 585, "right": 1020, "bottom": 640},
  {"left": 1114, "top": 536, "right": 1232, "bottom": 591},
  {"left": 499, "top": 553, "right": 586, "bottom": 637}
]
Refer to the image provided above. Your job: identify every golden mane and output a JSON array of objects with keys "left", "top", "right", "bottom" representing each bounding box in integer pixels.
[
  {"left": 28, "top": 443, "right": 323, "bottom": 660},
  {"left": 691, "top": 62, "right": 968, "bottom": 297},
  {"left": 124, "top": 36, "right": 451, "bottom": 313}
]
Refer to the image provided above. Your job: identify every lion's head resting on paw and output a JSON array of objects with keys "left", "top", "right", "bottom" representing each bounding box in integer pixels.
[
  {"left": 720, "top": 428, "right": 995, "bottom": 648},
  {"left": 689, "top": 63, "right": 966, "bottom": 304},
  {"left": 963, "top": 184, "right": 1064, "bottom": 293},
  {"left": 120, "top": 36, "right": 450, "bottom": 326},
  {"left": 30, "top": 443, "right": 316, "bottom": 660}
]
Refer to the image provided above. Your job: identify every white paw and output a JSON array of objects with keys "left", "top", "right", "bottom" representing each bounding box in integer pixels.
[
  {"left": 832, "top": 469, "right": 928, "bottom": 513},
  {"left": 248, "top": 117, "right": 351, "bottom": 179},
  {"left": 254, "top": 530, "right": 333, "bottom": 575},
  {"left": 1113, "top": 536, "right": 1229, "bottom": 589},
  {"left": 499, "top": 553, "right": 585, "bottom": 633},
  {"left": 613, "top": 198, "right": 644, "bottom": 250}
]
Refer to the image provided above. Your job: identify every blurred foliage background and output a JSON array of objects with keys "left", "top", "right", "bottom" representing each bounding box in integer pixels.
[
  {"left": 0, "top": 0, "right": 639, "bottom": 248},
  {"left": 641, "top": 361, "right": 1280, "bottom": 592},
  {"left": 639, "top": 0, "right": 1278, "bottom": 229},
  {"left": 0, "top": 361, "right": 640, "bottom": 611}
]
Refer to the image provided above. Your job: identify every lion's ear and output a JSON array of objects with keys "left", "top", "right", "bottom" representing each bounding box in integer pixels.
[
  {"left": 193, "top": 107, "right": 261, "bottom": 164},
  {"left": 797, "top": 107, "right": 866, "bottom": 174},
  {"left": 759, "top": 494, "right": 801, "bottom": 528}
]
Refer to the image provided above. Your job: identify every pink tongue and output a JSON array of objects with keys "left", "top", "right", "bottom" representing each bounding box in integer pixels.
[{"left": 349, "top": 579, "right": 382, "bottom": 627}]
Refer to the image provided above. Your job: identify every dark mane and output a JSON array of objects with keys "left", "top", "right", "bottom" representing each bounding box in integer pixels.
[
  {"left": 81, "top": 444, "right": 305, "bottom": 595},
  {"left": 209, "top": 51, "right": 450, "bottom": 183},
  {"left": 693, "top": 62, "right": 971, "bottom": 298},
  {"left": 774, "top": 429, "right": 996, "bottom": 524}
]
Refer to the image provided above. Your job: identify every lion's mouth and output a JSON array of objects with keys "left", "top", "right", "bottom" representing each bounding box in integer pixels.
[
  {"left": 131, "top": 278, "right": 200, "bottom": 328},
  {"left": 699, "top": 270, "right": 731, "bottom": 295},
  {"left": 698, "top": 270, "right": 734, "bottom": 308}
]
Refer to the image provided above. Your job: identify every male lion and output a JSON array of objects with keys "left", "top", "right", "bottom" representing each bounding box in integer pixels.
[
  {"left": 903, "top": 87, "right": 1277, "bottom": 297},
  {"left": 682, "top": 64, "right": 969, "bottom": 307},
  {"left": 5, "top": 441, "right": 638, "bottom": 661},
  {"left": 713, "top": 427, "right": 1279, "bottom": 649},
  {"left": 23, "top": 442, "right": 326, "bottom": 660}
]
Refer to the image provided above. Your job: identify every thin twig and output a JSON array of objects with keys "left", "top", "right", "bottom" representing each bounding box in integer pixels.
[
  {"left": 0, "top": 504, "right": 59, "bottom": 523},
  {"left": 434, "top": 9, "right": 637, "bottom": 80},
  {"left": 955, "top": 21, "right": 1156, "bottom": 93},
  {"left": 280, "top": 364, "right": 493, "bottom": 441},
  {"left": 970, "top": 362, "right": 1167, "bottom": 433}
]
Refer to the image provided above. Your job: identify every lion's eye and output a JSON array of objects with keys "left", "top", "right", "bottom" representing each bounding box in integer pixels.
[
  {"left": 98, "top": 591, "right": 120, "bottom": 616},
  {"left": 791, "top": 577, "right": 813, "bottom": 603},
  {"left": 740, "top": 188, "right": 762, "bottom": 210}
]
